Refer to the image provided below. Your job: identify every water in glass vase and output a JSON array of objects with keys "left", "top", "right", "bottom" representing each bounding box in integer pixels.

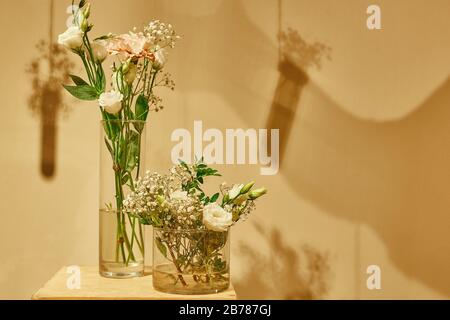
[
  {"left": 153, "top": 263, "right": 230, "bottom": 295},
  {"left": 99, "top": 209, "right": 145, "bottom": 278},
  {"left": 153, "top": 228, "right": 230, "bottom": 294},
  {"left": 99, "top": 120, "right": 146, "bottom": 278}
]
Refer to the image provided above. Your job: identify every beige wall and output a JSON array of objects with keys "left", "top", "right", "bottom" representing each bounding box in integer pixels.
[{"left": 0, "top": 0, "right": 449, "bottom": 299}]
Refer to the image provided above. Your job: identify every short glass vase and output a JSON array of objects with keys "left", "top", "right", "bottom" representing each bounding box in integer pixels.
[{"left": 153, "top": 227, "right": 230, "bottom": 294}]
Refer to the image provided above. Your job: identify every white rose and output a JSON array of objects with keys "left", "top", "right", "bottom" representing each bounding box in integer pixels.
[
  {"left": 99, "top": 90, "right": 123, "bottom": 114},
  {"left": 58, "top": 26, "right": 84, "bottom": 50},
  {"left": 153, "top": 48, "right": 166, "bottom": 70},
  {"left": 228, "top": 184, "right": 244, "bottom": 199},
  {"left": 91, "top": 40, "right": 108, "bottom": 62},
  {"left": 203, "top": 203, "right": 232, "bottom": 232},
  {"left": 170, "top": 190, "right": 188, "bottom": 201}
]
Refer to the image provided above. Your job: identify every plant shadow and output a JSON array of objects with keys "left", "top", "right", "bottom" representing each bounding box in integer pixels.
[
  {"left": 25, "top": 0, "right": 74, "bottom": 180},
  {"left": 234, "top": 223, "right": 330, "bottom": 299},
  {"left": 266, "top": 27, "right": 330, "bottom": 164}
]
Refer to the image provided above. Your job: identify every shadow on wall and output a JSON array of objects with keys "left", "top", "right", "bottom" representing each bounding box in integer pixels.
[
  {"left": 164, "top": 0, "right": 450, "bottom": 296},
  {"left": 266, "top": 27, "right": 330, "bottom": 162},
  {"left": 234, "top": 223, "right": 330, "bottom": 299},
  {"left": 283, "top": 75, "right": 450, "bottom": 296},
  {"left": 172, "top": 0, "right": 277, "bottom": 126},
  {"left": 26, "top": 0, "right": 73, "bottom": 180}
]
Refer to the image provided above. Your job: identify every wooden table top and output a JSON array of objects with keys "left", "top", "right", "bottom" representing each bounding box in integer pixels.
[{"left": 32, "top": 266, "right": 237, "bottom": 300}]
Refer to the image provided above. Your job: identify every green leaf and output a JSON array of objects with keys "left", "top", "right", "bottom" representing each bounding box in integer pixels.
[
  {"left": 102, "top": 112, "right": 120, "bottom": 140},
  {"left": 118, "top": 135, "right": 127, "bottom": 169},
  {"left": 69, "top": 74, "right": 89, "bottom": 86},
  {"left": 210, "top": 193, "right": 219, "bottom": 203},
  {"left": 125, "top": 131, "right": 140, "bottom": 172},
  {"left": 135, "top": 94, "right": 149, "bottom": 121},
  {"left": 97, "top": 65, "right": 106, "bottom": 92},
  {"left": 95, "top": 34, "right": 112, "bottom": 41},
  {"left": 63, "top": 84, "right": 99, "bottom": 101},
  {"left": 104, "top": 137, "right": 114, "bottom": 160},
  {"left": 155, "top": 237, "right": 167, "bottom": 258},
  {"left": 179, "top": 160, "right": 189, "bottom": 170},
  {"left": 139, "top": 216, "right": 152, "bottom": 225}
]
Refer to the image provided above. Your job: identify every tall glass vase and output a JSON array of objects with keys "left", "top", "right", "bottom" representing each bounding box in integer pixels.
[{"left": 99, "top": 119, "right": 146, "bottom": 278}]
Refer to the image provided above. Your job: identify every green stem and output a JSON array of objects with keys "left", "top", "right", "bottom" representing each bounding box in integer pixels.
[
  {"left": 138, "top": 223, "right": 145, "bottom": 256},
  {"left": 114, "top": 167, "right": 126, "bottom": 263},
  {"left": 135, "top": 133, "right": 142, "bottom": 180},
  {"left": 116, "top": 166, "right": 136, "bottom": 263},
  {"left": 147, "top": 71, "right": 157, "bottom": 97},
  {"left": 79, "top": 53, "right": 94, "bottom": 85},
  {"left": 166, "top": 242, "right": 188, "bottom": 287},
  {"left": 108, "top": 122, "right": 145, "bottom": 266}
]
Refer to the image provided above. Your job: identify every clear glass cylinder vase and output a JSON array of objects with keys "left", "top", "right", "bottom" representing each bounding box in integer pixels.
[
  {"left": 99, "top": 120, "right": 146, "bottom": 278},
  {"left": 153, "top": 228, "right": 230, "bottom": 294}
]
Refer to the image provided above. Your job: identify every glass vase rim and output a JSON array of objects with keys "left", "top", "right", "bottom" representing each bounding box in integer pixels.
[{"left": 153, "top": 227, "right": 230, "bottom": 233}]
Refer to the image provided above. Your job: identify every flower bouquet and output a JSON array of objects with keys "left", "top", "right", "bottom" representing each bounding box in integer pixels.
[
  {"left": 123, "top": 160, "right": 267, "bottom": 294},
  {"left": 57, "top": 1, "right": 179, "bottom": 277}
]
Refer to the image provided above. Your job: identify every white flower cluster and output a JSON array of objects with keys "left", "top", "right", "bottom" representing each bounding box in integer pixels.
[
  {"left": 123, "top": 170, "right": 203, "bottom": 230},
  {"left": 144, "top": 20, "right": 180, "bottom": 49}
]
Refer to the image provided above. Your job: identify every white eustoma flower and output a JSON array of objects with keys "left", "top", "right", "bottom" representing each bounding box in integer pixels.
[
  {"left": 99, "top": 90, "right": 123, "bottom": 114},
  {"left": 228, "top": 184, "right": 244, "bottom": 199},
  {"left": 91, "top": 40, "right": 108, "bottom": 62},
  {"left": 203, "top": 203, "right": 232, "bottom": 232},
  {"left": 170, "top": 190, "right": 188, "bottom": 201},
  {"left": 153, "top": 48, "right": 166, "bottom": 70},
  {"left": 58, "top": 26, "right": 84, "bottom": 50}
]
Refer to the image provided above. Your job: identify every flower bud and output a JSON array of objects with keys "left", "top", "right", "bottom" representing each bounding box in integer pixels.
[
  {"left": 91, "top": 40, "right": 108, "bottom": 62},
  {"left": 80, "top": 17, "right": 89, "bottom": 32},
  {"left": 121, "top": 61, "right": 130, "bottom": 74},
  {"left": 240, "top": 181, "right": 255, "bottom": 194},
  {"left": 248, "top": 187, "right": 267, "bottom": 200},
  {"left": 82, "top": 3, "right": 91, "bottom": 19},
  {"left": 153, "top": 48, "right": 166, "bottom": 70},
  {"left": 228, "top": 184, "right": 244, "bottom": 199},
  {"left": 123, "top": 62, "right": 137, "bottom": 84}
]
